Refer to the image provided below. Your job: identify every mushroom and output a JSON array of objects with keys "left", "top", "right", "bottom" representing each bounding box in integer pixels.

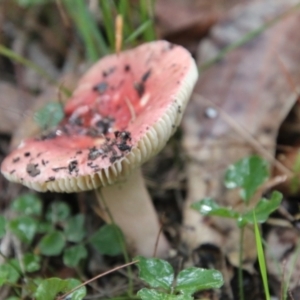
[{"left": 1, "top": 41, "right": 198, "bottom": 257}]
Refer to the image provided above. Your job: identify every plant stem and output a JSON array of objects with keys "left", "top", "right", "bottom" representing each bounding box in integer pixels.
[{"left": 239, "top": 226, "right": 245, "bottom": 300}]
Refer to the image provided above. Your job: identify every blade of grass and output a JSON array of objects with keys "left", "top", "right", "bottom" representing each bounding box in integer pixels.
[
  {"left": 139, "top": 0, "right": 156, "bottom": 41},
  {"left": 0, "top": 45, "right": 55, "bottom": 84},
  {"left": 0, "top": 45, "right": 71, "bottom": 95},
  {"left": 64, "top": 0, "right": 108, "bottom": 61},
  {"left": 253, "top": 212, "right": 270, "bottom": 300},
  {"left": 124, "top": 19, "right": 153, "bottom": 44},
  {"left": 99, "top": 0, "right": 116, "bottom": 51}
]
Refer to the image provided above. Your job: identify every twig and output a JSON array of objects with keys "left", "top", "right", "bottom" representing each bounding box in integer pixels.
[{"left": 56, "top": 260, "right": 138, "bottom": 300}]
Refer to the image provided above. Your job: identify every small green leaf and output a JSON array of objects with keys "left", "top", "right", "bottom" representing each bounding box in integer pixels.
[
  {"left": 35, "top": 278, "right": 86, "bottom": 300},
  {"left": 35, "top": 278, "right": 65, "bottom": 300},
  {"left": 90, "top": 224, "right": 123, "bottom": 256},
  {"left": 137, "top": 288, "right": 193, "bottom": 300},
  {"left": 38, "top": 231, "right": 65, "bottom": 256},
  {"left": 23, "top": 253, "right": 41, "bottom": 273},
  {"left": 64, "top": 214, "right": 86, "bottom": 242},
  {"left": 224, "top": 155, "right": 269, "bottom": 203},
  {"left": 0, "top": 215, "right": 6, "bottom": 238},
  {"left": 241, "top": 191, "right": 282, "bottom": 225},
  {"left": 11, "top": 194, "right": 42, "bottom": 216},
  {"left": 34, "top": 102, "right": 64, "bottom": 130},
  {"left": 0, "top": 259, "right": 21, "bottom": 286},
  {"left": 63, "top": 245, "right": 88, "bottom": 267},
  {"left": 36, "top": 221, "right": 52, "bottom": 234},
  {"left": 135, "top": 256, "right": 174, "bottom": 291},
  {"left": 46, "top": 201, "right": 70, "bottom": 223},
  {"left": 175, "top": 267, "right": 224, "bottom": 295},
  {"left": 64, "top": 278, "right": 86, "bottom": 300},
  {"left": 8, "top": 216, "right": 37, "bottom": 243},
  {"left": 191, "top": 198, "right": 240, "bottom": 219}
]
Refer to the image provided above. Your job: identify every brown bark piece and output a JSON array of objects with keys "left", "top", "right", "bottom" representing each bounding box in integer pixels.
[{"left": 181, "top": 0, "right": 300, "bottom": 269}]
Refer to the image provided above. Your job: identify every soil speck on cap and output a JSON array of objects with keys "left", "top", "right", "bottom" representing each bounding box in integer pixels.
[
  {"left": 102, "top": 66, "right": 116, "bottom": 77},
  {"left": 117, "top": 144, "right": 131, "bottom": 152},
  {"left": 41, "top": 159, "right": 49, "bottom": 166},
  {"left": 39, "top": 131, "right": 58, "bottom": 141},
  {"left": 114, "top": 131, "right": 131, "bottom": 142},
  {"left": 88, "top": 147, "right": 104, "bottom": 160},
  {"left": 110, "top": 155, "right": 122, "bottom": 163},
  {"left": 93, "top": 82, "right": 108, "bottom": 94},
  {"left": 134, "top": 82, "right": 145, "bottom": 97},
  {"left": 46, "top": 176, "right": 55, "bottom": 182},
  {"left": 13, "top": 157, "right": 20, "bottom": 163},
  {"left": 68, "top": 160, "right": 78, "bottom": 174},
  {"left": 95, "top": 117, "right": 114, "bottom": 134},
  {"left": 26, "top": 163, "right": 41, "bottom": 177},
  {"left": 52, "top": 166, "right": 67, "bottom": 172},
  {"left": 124, "top": 64, "right": 130, "bottom": 72},
  {"left": 24, "top": 152, "right": 30, "bottom": 157},
  {"left": 141, "top": 69, "right": 151, "bottom": 82},
  {"left": 10, "top": 170, "right": 15, "bottom": 174}
]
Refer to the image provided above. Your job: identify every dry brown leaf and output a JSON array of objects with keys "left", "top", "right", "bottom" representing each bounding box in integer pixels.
[
  {"left": 155, "top": 0, "right": 242, "bottom": 53},
  {"left": 266, "top": 226, "right": 300, "bottom": 298},
  {"left": 181, "top": 0, "right": 300, "bottom": 270},
  {"left": 0, "top": 82, "right": 35, "bottom": 135}
]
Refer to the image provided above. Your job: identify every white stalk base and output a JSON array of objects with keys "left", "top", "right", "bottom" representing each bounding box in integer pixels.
[{"left": 98, "top": 168, "right": 170, "bottom": 257}]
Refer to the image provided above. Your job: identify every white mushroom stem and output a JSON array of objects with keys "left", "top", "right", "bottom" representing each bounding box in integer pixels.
[{"left": 97, "top": 168, "right": 170, "bottom": 258}]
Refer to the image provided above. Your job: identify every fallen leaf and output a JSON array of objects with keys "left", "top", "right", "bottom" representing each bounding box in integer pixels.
[
  {"left": 181, "top": 0, "right": 300, "bottom": 270},
  {"left": 0, "top": 82, "right": 34, "bottom": 135}
]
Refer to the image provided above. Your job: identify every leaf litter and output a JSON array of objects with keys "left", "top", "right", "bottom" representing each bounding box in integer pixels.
[{"left": 2, "top": 0, "right": 300, "bottom": 299}]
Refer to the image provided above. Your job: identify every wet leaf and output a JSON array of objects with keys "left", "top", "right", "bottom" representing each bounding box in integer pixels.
[
  {"left": 135, "top": 256, "right": 174, "bottom": 291},
  {"left": 64, "top": 214, "right": 86, "bottom": 243},
  {"left": 46, "top": 201, "right": 70, "bottom": 223},
  {"left": 224, "top": 155, "right": 269, "bottom": 203},
  {"left": 239, "top": 191, "right": 282, "bottom": 227},
  {"left": 0, "top": 259, "right": 21, "bottom": 286},
  {"left": 137, "top": 288, "right": 193, "bottom": 300},
  {"left": 23, "top": 253, "right": 41, "bottom": 273},
  {"left": 175, "top": 267, "right": 224, "bottom": 295},
  {"left": 36, "top": 221, "right": 52, "bottom": 234},
  {"left": 63, "top": 244, "right": 88, "bottom": 267},
  {"left": 90, "top": 224, "right": 123, "bottom": 256},
  {"left": 8, "top": 216, "right": 37, "bottom": 244},
  {"left": 191, "top": 198, "right": 239, "bottom": 219},
  {"left": 11, "top": 193, "right": 42, "bottom": 216},
  {"left": 38, "top": 231, "right": 65, "bottom": 256},
  {"left": 34, "top": 102, "right": 64, "bottom": 130},
  {"left": 35, "top": 278, "right": 86, "bottom": 300}
]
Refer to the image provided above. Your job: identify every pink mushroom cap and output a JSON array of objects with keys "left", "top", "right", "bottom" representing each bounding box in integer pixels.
[{"left": 1, "top": 41, "right": 198, "bottom": 192}]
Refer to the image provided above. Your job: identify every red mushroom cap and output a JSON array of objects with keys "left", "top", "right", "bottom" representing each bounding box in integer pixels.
[{"left": 1, "top": 41, "right": 198, "bottom": 192}]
